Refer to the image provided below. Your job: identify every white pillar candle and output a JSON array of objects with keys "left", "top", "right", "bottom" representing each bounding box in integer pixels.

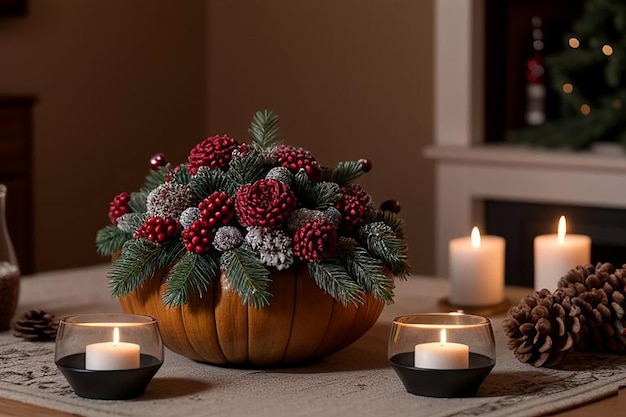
[
  {"left": 534, "top": 215, "right": 591, "bottom": 292},
  {"left": 448, "top": 227, "right": 505, "bottom": 306},
  {"left": 414, "top": 329, "right": 469, "bottom": 369},
  {"left": 85, "top": 327, "right": 140, "bottom": 371}
]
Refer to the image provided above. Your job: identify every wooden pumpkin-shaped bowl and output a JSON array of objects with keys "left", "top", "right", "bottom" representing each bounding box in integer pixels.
[{"left": 118, "top": 263, "right": 385, "bottom": 367}]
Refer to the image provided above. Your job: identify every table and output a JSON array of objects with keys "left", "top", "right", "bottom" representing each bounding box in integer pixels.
[{"left": 0, "top": 264, "right": 624, "bottom": 417}]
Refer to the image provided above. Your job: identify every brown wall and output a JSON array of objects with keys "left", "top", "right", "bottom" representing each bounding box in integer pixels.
[
  {"left": 206, "top": 0, "right": 435, "bottom": 275},
  {"left": 1, "top": 0, "right": 435, "bottom": 276},
  {"left": 0, "top": 1, "right": 208, "bottom": 271}
]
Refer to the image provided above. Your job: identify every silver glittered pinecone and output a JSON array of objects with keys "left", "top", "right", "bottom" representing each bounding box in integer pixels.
[{"left": 502, "top": 288, "right": 582, "bottom": 367}]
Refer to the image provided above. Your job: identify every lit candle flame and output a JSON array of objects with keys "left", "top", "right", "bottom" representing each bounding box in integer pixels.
[
  {"left": 557, "top": 215, "right": 566, "bottom": 244},
  {"left": 471, "top": 227, "right": 481, "bottom": 249},
  {"left": 440, "top": 328, "right": 447, "bottom": 346},
  {"left": 113, "top": 327, "right": 120, "bottom": 345}
]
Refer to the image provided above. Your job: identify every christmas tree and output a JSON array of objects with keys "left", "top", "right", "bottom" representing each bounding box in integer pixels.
[{"left": 513, "top": 0, "right": 626, "bottom": 150}]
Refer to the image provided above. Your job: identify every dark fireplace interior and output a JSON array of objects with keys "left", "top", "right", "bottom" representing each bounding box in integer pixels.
[{"left": 485, "top": 200, "right": 626, "bottom": 287}]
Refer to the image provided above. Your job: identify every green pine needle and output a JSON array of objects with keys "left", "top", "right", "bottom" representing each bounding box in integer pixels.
[
  {"left": 228, "top": 151, "right": 266, "bottom": 187},
  {"left": 95, "top": 226, "right": 132, "bottom": 256},
  {"left": 140, "top": 166, "right": 168, "bottom": 193},
  {"left": 162, "top": 251, "right": 220, "bottom": 307},
  {"left": 367, "top": 209, "right": 407, "bottom": 238},
  {"left": 330, "top": 160, "right": 364, "bottom": 185},
  {"left": 337, "top": 237, "right": 395, "bottom": 304},
  {"left": 169, "top": 164, "right": 191, "bottom": 185},
  {"left": 310, "top": 181, "right": 341, "bottom": 210},
  {"left": 307, "top": 259, "right": 363, "bottom": 307},
  {"left": 189, "top": 168, "right": 237, "bottom": 201},
  {"left": 357, "top": 222, "right": 411, "bottom": 279},
  {"left": 220, "top": 246, "right": 272, "bottom": 308},
  {"left": 129, "top": 192, "right": 147, "bottom": 213},
  {"left": 108, "top": 239, "right": 185, "bottom": 297},
  {"left": 248, "top": 109, "right": 280, "bottom": 151}
]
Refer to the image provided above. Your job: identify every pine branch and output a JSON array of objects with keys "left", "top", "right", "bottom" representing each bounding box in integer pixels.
[
  {"left": 337, "top": 237, "right": 394, "bottom": 304},
  {"left": 169, "top": 164, "right": 191, "bottom": 185},
  {"left": 310, "top": 181, "right": 341, "bottom": 210},
  {"left": 129, "top": 191, "right": 147, "bottom": 213},
  {"left": 220, "top": 246, "right": 272, "bottom": 308},
  {"left": 367, "top": 209, "right": 406, "bottom": 238},
  {"left": 162, "top": 251, "right": 220, "bottom": 307},
  {"left": 189, "top": 168, "right": 237, "bottom": 201},
  {"left": 357, "top": 222, "right": 411, "bottom": 279},
  {"left": 227, "top": 151, "right": 266, "bottom": 187},
  {"left": 248, "top": 109, "right": 280, "bottom": 151},
  {"left": 117, "top": 212, "right": 147, "bottom": 233},
  {"left": 291, "top": 169, "right": 314, "bottom": 206},
  {"left": 95, "top": 226, "right": 132, "bottom": 256},
  {"left": 108, "top": 239, "right": 164, "bottom": 296},
  {"left": 330, "top": 161, "right": 364, "bottom": 185},
  {"left": 307, "top": 259, "right": 363, "bottom": 307},
  {"left": 140, "top": 166, "right": 168, "bottom": 193}
]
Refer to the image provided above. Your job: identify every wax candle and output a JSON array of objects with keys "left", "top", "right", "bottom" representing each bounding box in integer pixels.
[
  {"left": 534, "top": 215, "right": 591, "bottom": 292},
  {"left": 85, "top": 327, "right": 140, "bottom": 371},
  {"left": 414, "top": 329, "right": 469, "bottom": 369},
  {"left": 448, "top": 227, "right": 505, "bottom": 306}
]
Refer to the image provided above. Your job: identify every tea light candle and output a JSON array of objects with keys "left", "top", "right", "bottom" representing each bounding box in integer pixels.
[
  {"left": 448, "top": 227, "right": 505, "bottom": 306},
  {"left": 534, "top": 215, "right": 591, "bottom": 292},
  {"left": 414, "top": 329, "right": 469, "bottom": 369},
  {"left": 85, "top": 327, "right": 140, "bottom": 371}
]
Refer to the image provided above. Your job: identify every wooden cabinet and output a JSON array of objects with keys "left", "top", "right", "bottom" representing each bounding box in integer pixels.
[{"left": 0, "top": 95, "right": 34, "bottom": 274}]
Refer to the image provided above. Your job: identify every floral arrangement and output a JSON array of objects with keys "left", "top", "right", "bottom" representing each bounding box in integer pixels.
[{"left": 96, "top": 110, "right": 410, "bottom": 308}]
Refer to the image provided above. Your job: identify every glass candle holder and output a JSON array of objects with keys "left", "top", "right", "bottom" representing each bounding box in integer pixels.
[
  {"left": 388, "top": 313, "right": 495, "bottom": 398},
  {"left": 55, "top": 313, "right": 163, "bottom": 400}
]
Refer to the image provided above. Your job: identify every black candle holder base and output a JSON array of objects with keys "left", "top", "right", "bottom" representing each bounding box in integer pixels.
[
  {"left": 56, "top": 353, "right": 162, "bottom": 400},
  {"left": 389, "top": 352, "right": 494, "bottom": 398}
]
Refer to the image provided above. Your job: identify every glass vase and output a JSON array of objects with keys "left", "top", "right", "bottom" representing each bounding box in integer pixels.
[{"left": 0, "top": 184, "right": 20, "bottom": 330}]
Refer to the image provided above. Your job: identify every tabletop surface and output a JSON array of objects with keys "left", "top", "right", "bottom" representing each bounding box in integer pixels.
[{"left": 0, "top": 264, "right": 623, "bottom": 417}]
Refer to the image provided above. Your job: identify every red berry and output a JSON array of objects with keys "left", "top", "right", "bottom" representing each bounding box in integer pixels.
[
  {"left": 380, "top": 199, "right": 401, "bottom": 214},
  {"left": 359, "top": 158, "right": 372, "bottom": 172},
  {"left": 150, "top": 153, "right": 168, "bottom": 170}
]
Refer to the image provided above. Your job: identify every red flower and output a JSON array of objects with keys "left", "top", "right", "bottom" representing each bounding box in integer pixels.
[{"left": 235, "top": 179, "right": 296, "bottom": 228}]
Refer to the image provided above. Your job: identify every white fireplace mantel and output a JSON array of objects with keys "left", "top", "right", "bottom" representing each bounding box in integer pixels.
[{"left": 429, "top": 1, "right": 626, "bottom": 277}]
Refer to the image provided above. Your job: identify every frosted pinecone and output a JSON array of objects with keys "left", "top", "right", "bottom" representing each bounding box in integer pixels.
[
  {"left": 179, "top": 207, "right": 201, "bottom": 229},
  {"left": 213, "top": 226, "right": 244, "bottom": 251},
  {"left": 287, "top": 208, "right": 327, "bottom": 230},
  {"left": 324, "top": 207, "right": 342, "bottom": 228},
  {"left": 146, "top": 183, "right": 193, "bottom": 219},
  {"left": 265, "top": 166, "right": 294, "bottom": 186},
  {"left": 245, "top": 227, "right": 294, "bottom": 270},
  {"left": 116, "top": 213, "right": 147, "bottom": 233}
]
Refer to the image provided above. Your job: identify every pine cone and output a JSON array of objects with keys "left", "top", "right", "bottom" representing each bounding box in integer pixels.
[
  {"left": 274, "top": 145, "right": 323, "bottom": 182},
  {"left": 187, "top": 134, "right": 239, "bottom": 174},
  {"left": 293, "top": 220, "right": 338, "bottom": 261},
  {"left": 234, "top": 179, "right": 297, "bottom": 229},
  {"left": 13, "top": 310, "right": 58, "bottom": 341},
  {"left": 502, "top": 288, "right": 582, "bottom": 367},
  {"left": 334, "top": 193, "right": 367, "bottom": 232},
  {"left": 557, "top": 262, "right": 626, "bottom": 354},
  {"left": 146, "top": 183, "right": 193, "bottom": 219}
]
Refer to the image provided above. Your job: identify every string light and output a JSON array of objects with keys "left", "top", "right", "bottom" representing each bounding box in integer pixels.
[
  {"left": 569, "top": 37, "right": 580, "bottom": 48},
  {"left": 562, "top": 83, "right": 574, "bottom": 94},
  {"left": 580, "top": 104, "right": 591, "bottom": 115},
  {"left": 602, "top": 44, "right": 614, "bottom": 56}
]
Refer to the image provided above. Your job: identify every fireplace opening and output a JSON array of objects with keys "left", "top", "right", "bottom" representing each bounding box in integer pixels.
[{"left": 484, "top": 200, "right": 626, "bottom": 287}]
